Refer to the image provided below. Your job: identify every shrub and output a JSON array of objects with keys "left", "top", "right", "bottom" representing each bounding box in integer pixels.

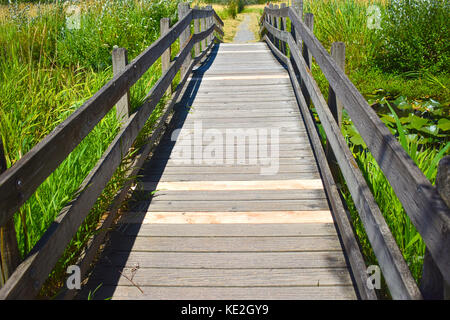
[{"left": 374, "top": 0, "right": 450, "bottom": 73}]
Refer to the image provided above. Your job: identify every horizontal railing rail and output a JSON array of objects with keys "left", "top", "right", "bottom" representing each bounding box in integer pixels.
[
  {"left": 260, "top": 3, "right": 449, "bottom": 300},
  {"left": 0, "top": 4, "right": 222, "bottom": 299}
]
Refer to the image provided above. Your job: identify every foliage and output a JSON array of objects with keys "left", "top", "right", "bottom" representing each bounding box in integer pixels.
[
  {"left": 0, "top": 0, "right": 181, "bottom": 297},
  {"left": 373, "top": 0, "right": 450, "bottom": 73}
]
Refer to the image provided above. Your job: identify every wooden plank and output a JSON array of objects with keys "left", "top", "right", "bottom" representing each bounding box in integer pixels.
[
  {"left": 148, "top": 157, "right": 318, "bottom": 167},
  {"left": 81, "top": 285, "right": 357, "bottom": 300},
  {"left": 119, "top": 211, "right": 333, "bottom": 224},
  {"left": 144, "top": 164, "right": 319, "bottom": 175},
  {"left": 88, "top": 267, "right": 354, "bottom": 287},
  {"left": 0, "top": 140, "right": 20, "bottom": 287},
  {"left": 136, "top": 189, "right": 326, "bottom": 201},
  {"left": 160, "top": 18, "right": 172, "bottom": 96},
  {"left": 0, "top": 9, "right": 194, "bottom": 228},
  {"left": 116, "top": 223, "right": 337, "bottom": 237},
  {"left": 131, "top": 199, "right": 329, "bottom": 212},
  {"left": 420, "top": 155, "right": 450, "bottom": 299},
  {"left": 178, "top": 3, "right": 191, "bottom": 78},
  {"left": 112, "top": 47, "right": 131, "bottom": 125},
  {"left": 142, "top": 173, "right": 321, "bottom": 182},
  {"left": 95, "top": 251, "right": 349, "bottom": 269},
  {"left": 187, "top": 75, "right": 289, "bottom": 81},
  {"left": 107, "top": 235, "right": 343, "bottom": 252},
  {"left": 288, "top": 6, "right": 450, "bottom": 284},
  {"left": 269, "top": 33, "right": 422, "bottom": 299},
  {"left": 139, "top": 179, "right": 324, "bottom": 191}
]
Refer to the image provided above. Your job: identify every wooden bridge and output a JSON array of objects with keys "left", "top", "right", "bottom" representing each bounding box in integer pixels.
[{"left": 0, "top": 3, "right": 449, "bottom": 300}]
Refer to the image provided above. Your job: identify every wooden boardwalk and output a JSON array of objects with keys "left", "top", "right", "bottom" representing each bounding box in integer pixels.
[{"left": 79, "top": 43, "right": 358, "bottom": 300}]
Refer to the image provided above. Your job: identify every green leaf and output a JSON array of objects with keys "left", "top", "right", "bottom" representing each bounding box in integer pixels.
[
  {"left": 419, "top": 125, "right": 439, "bottom": 136},
  {"left": 406, "top": 114, "right": 429, "bottom": 130},
  {"left": 425, "top": 142, "right": 450, "bottom": 180},
  {"left": 437, "top": 118, "right": 450, "bottom": 131},
  {"left": 350, "top": 133, "right": 366, "bottom": 147},
  {"left": 386, "top": 101, "right": 407, "bottom": 150}
]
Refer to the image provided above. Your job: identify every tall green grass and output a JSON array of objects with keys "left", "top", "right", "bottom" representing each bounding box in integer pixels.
[{"left": 0, "top": 0, "right": 183, "bottom": 296}]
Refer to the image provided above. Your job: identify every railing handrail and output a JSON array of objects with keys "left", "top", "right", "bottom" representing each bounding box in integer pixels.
[
  {"left": 0, "top": 6, "right": 222, "bottom": 299},
  {"left": 260, "top": 4, "right": 450, "bottom": 299}
]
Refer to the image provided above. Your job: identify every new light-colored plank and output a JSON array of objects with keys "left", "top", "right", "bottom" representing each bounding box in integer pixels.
[{"left": 120, "top": 210, "right": 333, "bottom": 224}]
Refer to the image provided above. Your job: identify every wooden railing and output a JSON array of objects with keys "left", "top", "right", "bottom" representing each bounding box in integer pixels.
[
  {"left": 260, "top": 2, "right": 450, "bottom": 300},
  {"left": 0, "top": 4, "right": 223, "bottom": 299}
]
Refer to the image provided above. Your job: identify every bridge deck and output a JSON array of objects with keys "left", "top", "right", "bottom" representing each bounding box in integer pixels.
[{"left": 79, "top": 43, "right": 358, "bottom": 300}]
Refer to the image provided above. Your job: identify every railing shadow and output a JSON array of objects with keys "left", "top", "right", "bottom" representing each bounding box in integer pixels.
[{"left": 77, "top": 44, "right": 220, "bottom": 300}]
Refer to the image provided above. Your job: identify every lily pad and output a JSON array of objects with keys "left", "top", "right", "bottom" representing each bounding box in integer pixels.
[
  {"left": 437, "top": 118, "right": 450, "bottom": 131},
  {"left": 419, "top": 125, "right": 439, "bottom": 136}
]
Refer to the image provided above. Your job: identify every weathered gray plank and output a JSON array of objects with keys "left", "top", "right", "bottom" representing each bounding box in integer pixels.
[
  {"left": 107, "top": 235, "right": 343, "bottom": 252},
  {"left": 81, "top": 285, "right": 357, "bottom": 300},
  {"left": 96, "top": 251, "right": 349, "bottom": 269},
  {"left": 144, "top": 164, "right": 319, "bottom": 175},
  {"left": 116, "top": 223, "right": 336, "bottom": 237},
  {"left": 89, "top": 267, "right": 354, "bottom": 287}
]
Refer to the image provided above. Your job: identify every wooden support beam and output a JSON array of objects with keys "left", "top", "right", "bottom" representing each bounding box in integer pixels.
[
  {"left": 178, "top": 2, "right": 191, "bottom": 78},
  {"left": 206, "top": 5, "right": 213, "bottom": 43},
  {"left": 420, "top": 155, "right": 450, "bottom": 299},
  {"left": 194, "top": 6, "right": 201, "bottom": 56},
  {"left": 326, "top": 42, "right": 345, "bottom": 175},
  {"left": 112, "top": 47, "right": 131, "bottom": 125},
  {"left": 0, "top": 140, "right": 20, "bottom": 288},
  {"left": 280, "top": 3, "right": 287, "bottom": 55},
  {"left": 201, "top": 8, "right": 207, "bottom": 50},
  {"left": 301, "top": 13, "right": 313, "bottom": 108},
  {"left": 273, "top": 5, "right": 280, "bottom": 50},
  {"left": 160, "top": 18, "right": 172, "bottom": 96}
]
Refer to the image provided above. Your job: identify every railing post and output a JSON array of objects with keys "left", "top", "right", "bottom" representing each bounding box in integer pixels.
[
  {"left": 292, "top": 0, "right": 303, "bottom": 49},
  {"left": 0, "top": 139, "right": 20, "bottom": 288},
  {"left": 420, "top": 155, "right": 450, "bottom": 299},
  {"left": 280, "top": 3, "right": 287, "bottom": 55},
  {"left": 268, "top": 3, "right": 274, "bottom": 43},
  {"left": 194, "top": 6, "right": 201, "bottom": 56},
  {"left": 273, "top": 5, "right": 279, "bottom": 50},
  {"left": 201, "top": 8, "right": 207, "bottom": 50},
  {"left": 112, "top": 47, "right": 131, "bottom": 126},
  {"left": 301, "top": 13, "right": 313, "bottom": 108},
  {"left": 325, "top": 42, "right": 345, "bottom": 175},
  {"left": 178, "top": 2, "right": 191, "bottom": 79},
  {"left": 160, "top": 18, "right": 172, "bottom": 97},
  {"left": 207, "top": 5, "right": 214, "bottom": 43},
  {"left": 328, "top": 42, "right": 345, "bottom": 127}
]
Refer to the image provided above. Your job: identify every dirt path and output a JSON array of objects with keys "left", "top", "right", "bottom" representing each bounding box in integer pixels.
[{"left": 233, "top": 14, "right": 255, "bottom": 43}]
